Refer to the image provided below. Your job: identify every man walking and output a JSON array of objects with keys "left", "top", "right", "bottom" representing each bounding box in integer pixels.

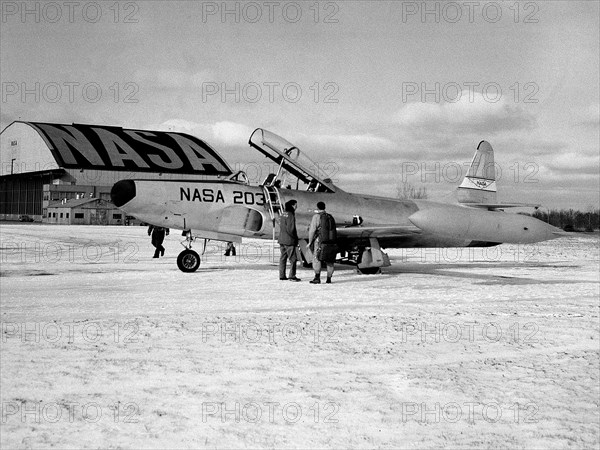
[
  {"left": 148, "top": 225, "right": 169, "bottom": 258},
  {"left": 308, "top": 201, "right": 337, "bottom": 284},
  {"left": 278, "top": 199, "right": 301, "bottom": 281}
]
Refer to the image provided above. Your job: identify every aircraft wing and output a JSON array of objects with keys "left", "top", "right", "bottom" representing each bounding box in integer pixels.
[
  {"left": 336, "top": 224, "right": 423, "bottom": 239},
  {"left": 460, "top": 202, "right": 541, "bottom": 210}
]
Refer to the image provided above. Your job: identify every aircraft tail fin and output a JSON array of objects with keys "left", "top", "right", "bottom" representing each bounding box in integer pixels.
[{"left": 457, "top": 140, "right": 497, "bottom": 204}]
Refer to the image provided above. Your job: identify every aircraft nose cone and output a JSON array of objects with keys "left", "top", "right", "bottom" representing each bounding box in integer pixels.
[{"left": 111, "top": 180, "right": 136, "bottom": 207}]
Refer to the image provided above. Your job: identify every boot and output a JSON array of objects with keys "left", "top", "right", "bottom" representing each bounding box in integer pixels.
[
  {"left": 309, "top": 274, "right": 321, "bottom": 284},
  {"left": 326, "top": 277, "right": 332, "bottom": 284}
]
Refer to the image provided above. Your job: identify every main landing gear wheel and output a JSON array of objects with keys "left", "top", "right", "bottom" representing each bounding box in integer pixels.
[
  {"left": 177, "top": 249, "right": 201, "bottom": 272},
  {"left": 357, "top": 267, "right": 381, "bottom": 275}
]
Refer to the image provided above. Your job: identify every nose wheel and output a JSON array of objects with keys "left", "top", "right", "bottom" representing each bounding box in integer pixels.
[
  {"left": 177, "top": 249, "right": 201, "bottom": 272},
  {"left": 177, "top": 230, "right": 206, "bottom": 272}
]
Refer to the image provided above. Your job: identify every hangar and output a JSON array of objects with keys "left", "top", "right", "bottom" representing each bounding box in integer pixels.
[
  {"left": 46, "top": 197, "right": 125, "bottom": 225},
  {"left": 0, "top": 121, "right": 232, "bottom": 222}
]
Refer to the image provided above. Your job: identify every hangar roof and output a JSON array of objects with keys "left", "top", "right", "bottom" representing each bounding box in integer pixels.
[
  {"left": 1, "top": 121, "right": 233, "bottom": 177},
  {"left": 0, "top": 168, "right": 65, "bottom": 181}
]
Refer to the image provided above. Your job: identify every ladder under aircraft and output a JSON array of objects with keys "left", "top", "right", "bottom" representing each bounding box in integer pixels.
[{"left": 262, "top": 184, "right": 282, "bottom": 262}]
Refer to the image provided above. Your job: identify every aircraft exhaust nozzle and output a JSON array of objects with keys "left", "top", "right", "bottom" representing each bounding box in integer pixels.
[{"left": 111, "top": 180, "right": 136, "bottom": 207}]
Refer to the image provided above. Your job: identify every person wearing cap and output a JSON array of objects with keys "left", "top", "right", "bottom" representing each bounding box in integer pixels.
[
  {"left": 308, "top": 201, "right": 337, "bottom": 284},
  {"left": 278, "top": 199, "right": 301, "bottom": 281}
]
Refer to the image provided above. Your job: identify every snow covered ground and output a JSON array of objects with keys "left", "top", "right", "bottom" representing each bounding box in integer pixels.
[{"left": 1, "top": 224, "right": 598, "bottom": 449}]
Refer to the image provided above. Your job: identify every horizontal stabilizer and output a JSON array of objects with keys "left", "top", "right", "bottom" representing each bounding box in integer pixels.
[
  {"left": 337, "top": 225, "right": 422, "bottom": 239},
  {"left": 461, "top": 202, "right": 541, "bottom": 211}
]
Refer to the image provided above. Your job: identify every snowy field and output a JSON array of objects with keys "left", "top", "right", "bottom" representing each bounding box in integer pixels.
[{"left": 1, "top": 224, "right": 598, "bottom": 449}]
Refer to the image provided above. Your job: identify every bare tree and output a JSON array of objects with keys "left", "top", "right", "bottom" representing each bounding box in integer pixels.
[{"left": 396, "top": 181, "right": 428, "bottom": 200}]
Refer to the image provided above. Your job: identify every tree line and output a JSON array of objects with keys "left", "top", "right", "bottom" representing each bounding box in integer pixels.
[{"left": 531, "top": 208, "right": 599, "bottom": 232}]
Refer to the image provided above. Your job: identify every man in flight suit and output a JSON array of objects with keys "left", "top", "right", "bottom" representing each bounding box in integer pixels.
[{"left": 278, "top": 199, "right": 301, "bottom": 281}]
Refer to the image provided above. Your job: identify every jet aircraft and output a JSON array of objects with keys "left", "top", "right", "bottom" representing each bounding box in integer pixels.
[{"left": 110, "top": 128, "right": 563, "bottom": 273}]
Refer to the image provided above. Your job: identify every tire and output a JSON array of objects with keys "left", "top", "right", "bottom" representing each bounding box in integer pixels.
[
  {"left": 177, "top": 249, "right": 201, "bottom": 272},
  {"left": 357, "top": 267, "right": 381, "bottom": 275}
]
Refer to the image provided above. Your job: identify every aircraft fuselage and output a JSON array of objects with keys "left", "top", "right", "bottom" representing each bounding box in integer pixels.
[{"left": 112, "top": 179, "right": 558, "bottom": 250}]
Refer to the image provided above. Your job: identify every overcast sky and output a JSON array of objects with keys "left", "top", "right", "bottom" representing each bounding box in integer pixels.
[{"left": 1, "top": 1, "right": 598, "bottom": 209}]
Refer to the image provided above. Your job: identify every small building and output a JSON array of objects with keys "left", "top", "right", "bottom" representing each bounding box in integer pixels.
[{"left": 46, "top": 198, "right": 124, "bottom": 225}]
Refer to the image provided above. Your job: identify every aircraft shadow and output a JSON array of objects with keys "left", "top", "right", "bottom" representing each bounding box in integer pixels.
[
  {"left": 329, "top": 261, "right": 589, "bottom": 286},
  {"left": 190, "top": 260, "right": 593, "bottom": 287}
]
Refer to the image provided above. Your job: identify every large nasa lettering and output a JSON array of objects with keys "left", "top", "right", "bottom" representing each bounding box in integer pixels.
[{"left": 28, "top": 122, "right": 232, "bottom": 175}]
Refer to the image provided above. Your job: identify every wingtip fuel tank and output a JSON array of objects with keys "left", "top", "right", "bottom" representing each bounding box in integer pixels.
[{"left": 408, "top": 204, "right": 562, "bottom": 245}]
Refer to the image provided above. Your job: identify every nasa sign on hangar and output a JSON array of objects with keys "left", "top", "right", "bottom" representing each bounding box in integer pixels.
[{"left": 0, "top": 121, "right": 232, "bottom": 222}]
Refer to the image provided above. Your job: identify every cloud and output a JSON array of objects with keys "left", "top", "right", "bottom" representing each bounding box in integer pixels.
[
  {"left": 394, "top": 91, "right": 536, "bottom": 134},
  {"left": 150, "top": 119, "right": 253, "bottom": 148},
  {"left": 546, "top": 152, "right": 600, "bottom": 175},
  {"left": 211, "top": 121, "right": 255, "bottom": 146},
  {"left": 302, "top": 133, "right": 397, "bottom": 158},
  {"left": 574, "top": 103, "right": 600, "bottom": 128}
]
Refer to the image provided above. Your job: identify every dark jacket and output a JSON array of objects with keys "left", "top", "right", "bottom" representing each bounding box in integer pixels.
[
  {"left": 278, "top": 210, "right": 298, "bottom": 246},
  {"left": 148, "top": 225, "right": 169, "bottom": 245}
]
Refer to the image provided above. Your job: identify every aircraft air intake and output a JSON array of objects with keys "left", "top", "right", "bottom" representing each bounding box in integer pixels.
[{"left": 110, "top": 180, "right": 136, "bottom": 207}]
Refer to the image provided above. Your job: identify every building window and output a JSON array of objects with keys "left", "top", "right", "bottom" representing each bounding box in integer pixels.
[
  {"left": 60, "top": 213, "right": 63, "bottom": 218},
  {"left": 66, "top": 213, "right": 69, "bottom": 219},
  {"left": 113, "top": 214, "right": 122, "bottom": 220},
  {"left": 75, "top": 213, "right": 84, "bottom": 219}
]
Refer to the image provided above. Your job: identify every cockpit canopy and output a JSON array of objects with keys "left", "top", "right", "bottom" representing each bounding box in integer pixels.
[{"left": 248, "top": 128, "right": 340, "bottom": 193}]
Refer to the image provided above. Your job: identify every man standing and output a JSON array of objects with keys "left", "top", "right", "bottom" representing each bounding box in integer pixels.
[
  {"left": 148, "top": 225, "right": 169, "bottom": 258},
  {"left": 224, "top": 241, "right": 236, "bottom": 256},
  {"left": 308, "top": 201, "right": 337, "bottom": 284},
  {"left": 278, "top": 200, "right": 301, "bottom": 281}
]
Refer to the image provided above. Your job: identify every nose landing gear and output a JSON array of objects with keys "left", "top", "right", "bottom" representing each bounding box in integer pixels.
[
  {"left": 177, "top": 249, "right": 201, "bottom": 272},
  {"left": 177, "top": 230, "right": 203, "bottom": 273}
]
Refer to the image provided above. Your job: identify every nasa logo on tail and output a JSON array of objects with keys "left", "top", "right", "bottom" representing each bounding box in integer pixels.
[{"left": 462, "top": 177, "right": 496, "bottom": 191}]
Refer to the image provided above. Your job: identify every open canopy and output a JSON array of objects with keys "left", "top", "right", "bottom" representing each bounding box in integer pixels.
[{"left": 248, "top": 128, "right": 340, "bottom": 193}]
